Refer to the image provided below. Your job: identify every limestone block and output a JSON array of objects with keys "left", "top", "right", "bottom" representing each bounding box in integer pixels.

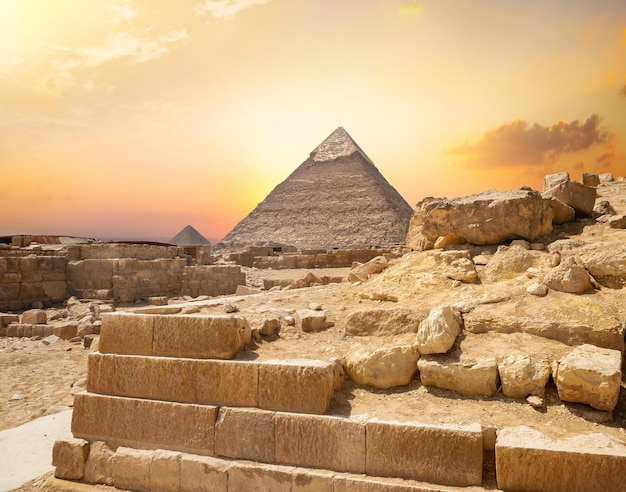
[
  {"left": 543, "top": 179, "right": 597, "bottom": 216},
  {"left": 153, "top": 314, "right": 247, "bottom": 359},
  {"left": 296, "top": 309, "right": 333, "bottom": 332},
  {"left": 228, "top": 461, "right": 293, "bottom": 492},
  {"left": 498, "top": 355, "right": 551, "bottom": 399},
  {"left": 544, "top": 256, "right": 593, "bottom": 293},
  {"left": 53, "top": 322, "right": 78, "bottom": 340},
  {"left": 366, "top": 419, "right": 483, "bottom": 486},
  {"left": 86, "top": 353, "right": 115, "bottom": 395},
  {"left": 197, "top": 360, "right": 258, "bottom": 407},
  {"left": 99, "top": 312, "right": 154, "bottom": 356},
  {"left": 258, "top": 359, "right": 335, "bottom": 414},
  {"left": 343, "top": 308, "right": 422, "bottom": 336},
  {"left": 555, "top": 344, "right": 622, "bottom": 411},
  {"left": 348, "top": 256, "right": 388, "bottom": 282},
  {"left": 72, "top": 393, "right": 217, "bottom": 453},
  {"left": 150, "top": 449, "right": 181, "bottom": 492},
  {"left": 545, "top": 196, "right": 576, "bottom": 224},
  {"left": 292, "top": 468, "right": 334, "bottom": 492},
  {"left": 180, "top": 454, "right": 229, "bottom": 492},
  {"left": 0, "top": 313, "right": 19, "bottom": 328},
  {"left": 496, "top": 426, "right": 626, "bottom": 492},
  {"left": 84, "top": 441, "right": 115, "bottom": 485},
  {"left": 418, "top": 357, "right": 499, "bottom": 397},
  {"left": 415, "top": 306, "right": 460, "bottom": 355},
  {"left": 429, "top": 250, "right": 477, "bottom": 283},
  {"left": 582, "top": 172, "right": 600, "bottom": 187},
  {"left": 543, "top": 172, "right": 570, "bottom": 191},
  {"left": 43, "top": 281, "right": 67, "bottom": 301},
  {"left": 464, "top": 295, "right": 624, "bottom": 351},
  {"left": 406, "top": 189, "right": 553, "bottom": 251},
  {"left": 215, "top": 407, "right": 275, "bottom": 462},
  {"left": 333, "top": 475, "right": 445, "bottom": 491},
  {"left": 578, "top": 240, "right": 626, "bottom": 289},
  {"left": 111, "top": 447, "right": 152, "bottom": 492},
  {"left": 344, "top": 344, "right": 419, "bottom": 389},
  {"left": 111, "top": 354, "right": 197, "bottom": 403},
  {"left": 52, "top": 438, "right": 90, "bottom": 480},
  {"left": 482, "top": 245, "right": 556, "bottom": 282},
  {"left": 21, "top": 309, "right": 47, "bottom": 324},
  {"left": 275, "top": 413, "right": 366, "bottom": 474}
]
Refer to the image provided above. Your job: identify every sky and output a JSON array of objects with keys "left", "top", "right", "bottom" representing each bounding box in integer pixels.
[{"left": 1, "top": 0, "right": 625, "bottom": 243}]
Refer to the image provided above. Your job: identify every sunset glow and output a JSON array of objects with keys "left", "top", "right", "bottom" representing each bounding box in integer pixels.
[{"left": 2, "top": 1, "right": 625, "bottom": 242}]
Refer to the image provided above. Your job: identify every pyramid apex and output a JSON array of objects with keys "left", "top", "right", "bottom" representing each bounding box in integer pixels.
[{"left": 310, "top": 127, "right": 373, "bottom": 163}]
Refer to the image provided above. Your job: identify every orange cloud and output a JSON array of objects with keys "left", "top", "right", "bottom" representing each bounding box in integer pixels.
[{"left": 448, "top": 115, "right": 610, "bottom": 168}]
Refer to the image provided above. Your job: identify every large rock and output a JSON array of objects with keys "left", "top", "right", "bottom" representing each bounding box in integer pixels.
[
  {"left": 577, "top": 241, "right": 626, "bottom": 288},
  {"left": 344, "top": 344, "right": 420, "bottom": 389},
  {"left": 418, "top": 357, "right": 499, "bottom": 397},
  {"left": 348, "top": 256, "right": 388, "bottom": 282},
  {"left": 496, "top": 426, "right": 626, "bottom": 492},
  {"left": 543, "top": 256, "right": 593, "bottom": 293},
  {"left": 406, "top": 189, "right": 553, "bottom": 251},
  {"left": 542, "top": 174, "right": 596, "bottom": 217},
  {"left": 464, "top": 295, "right": 624, "bottom": 351},
  {"left": 545, "top": 196, "right": 576, "bottom": 224},
  {"left": 555, "top": 344, "right": 622, "bottom": 411},
  {"left": 482, "top": 245, "right": 557, "bottom": 282},
  {"left": 415, "top": 306, "right": 460, "bottom": 355},
  {"left": 21, "top": 309, "right": 47, "bottom": 325},
  {"left": 426, "top": 250, "right": 477, "bottom": 283},
  {"left": 343, "top": 307, "right": 423, "bottom": 336},
  {"left": 498, "top": 354, "right": 551, "bottom": 399}
]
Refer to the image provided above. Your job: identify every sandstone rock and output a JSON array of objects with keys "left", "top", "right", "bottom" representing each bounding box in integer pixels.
[
  {"left": 526, "top": 282, "right": 548, "bottom": 296},
  {"left": 21, "top": 309, "right": 47, "bottom": 325},
  {"left": 577, "top": 240, "right": 626, "bottom": 288},
  {"left": 608, "top": 214, "right": 626, "bottom": 229},
  {"left": 228, "top": 461, "right": 292, "bottom": 492},
  {"left": 543, "top": 177, "right": 596, "bottom": 217},
  {"left": 235, "top": 285, "right": 261, "bottom": 296},
  {"left": 343, "top": 307, "right": 423, "bottom": 336},
  {"left": 545, "top": 196, "right": 576, "bottom": 224},
  {"left": 180, "top": 454, "right": 229, "bottom": 492},
  {"left": 544, "top": 256, "right": 593, "bottom": 293},
  {"left": 464, "top": 295, "right": 624, "bottom": 351},
  {"left": 148, "top": 296, "right": 168, "bottom": 306},
  {"left": 582, "top": 172, "right": 600, "bottom": 187},
  {"left": 344, "top": 344, "right": 420, "bottom": 389},
  {"left": 599, "top": 172, "right": 614, "bottom": 182},
  {"left": 428, "top": 250, "right": 477, "bottom": 283},
  {"left": 543, "top": 172, "right": 570, "bottom": 190},
  {"left": 348, "top": 256, "right": 388, "bottom": 282},
  {"left": 418, "top": 357, "right": 499, "bottom": 397},
  {"left": 215, "top": 407, "right": 275, "bottom": 462},
  {"left": 415, "top": 306, "right": 460, "bottom": 355},
  {"left": 593, "top": 199, "right": 615, "bottom": 216},
  {"left": 111, "top": 447, "right": 152, "bottom": 492},
  {"left": 482, "top": 245, "right": 557, "bottom": 282},
  {"left": 498, "top": 355, "right": 551, "bottom": 399},
  {"left": 52, "top": 438, "right": 89, "bottom": 480},
  {"left": 150, "top": 449, "right": 182, "bottom": 492},
  {"left": 406, "top": 189, "right": 553, "bottom": 251},
  {"left": 84, "top": 441, "right": 115, "bottom": 485},
  {"left": 496, "top": 426, "right": 626, "bottom": 492},
  {"left": 555, "top": 344, "right": 622, "bottom": 411},
  {"left": 296, "top": 309, "right": 333, "bottom": 332},
  {"left": 259, "top": 316, "right": 281, "bottom": 336}
]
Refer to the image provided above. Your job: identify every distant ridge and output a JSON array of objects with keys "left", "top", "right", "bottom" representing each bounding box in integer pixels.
[
  {"left": 220, "top": 127, "right": 413, "bottom": 250},
  {"left": 170, "top": 225, "right": 211, "bottom": 246}
]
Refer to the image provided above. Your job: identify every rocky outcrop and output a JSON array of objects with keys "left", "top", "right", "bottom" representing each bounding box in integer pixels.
[
  {"left": 542, "top": 172, "right": 596, "bottom": 217},
  {"left": 576, "top": 241, "right": 626, "bottom": 288},
  {"left": 406, "top": 189, "right": 553, "bottom": 251},
  {"left": 543, "top": 256, "right": 593, "bottom": 293},
  {"left": 481, "top": 245, "right": 558, "bottom": 282}
]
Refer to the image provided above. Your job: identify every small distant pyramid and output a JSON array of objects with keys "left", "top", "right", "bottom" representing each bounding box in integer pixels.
[
  {"left": 220, "top": 127, "right": 413, "bottom": 250},
  {"left": 169, "top": 225, "right": 211, "bottom": 246}
]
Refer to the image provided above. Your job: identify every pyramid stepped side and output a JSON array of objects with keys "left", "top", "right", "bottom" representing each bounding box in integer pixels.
[
  {"left": 221, "top": 128, "right": 413, "bottom": 249},
  {"left": 169, "top": 225, "right": 211, "bottom": 246}
]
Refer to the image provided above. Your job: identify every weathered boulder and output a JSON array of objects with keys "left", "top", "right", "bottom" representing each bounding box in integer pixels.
[
  {"left": 427, "top": 250, "right": 477, "bottom": 283},
  {"left": 577, "top": 241, "right": 626, "bottom": 288},
  {"left": 582, "top": 173, "right": 600, "bottom": 187},
  {"left": 296, "top": 310, "right": 333, "bottom": 332},
  {"left": 543, "top": 256, "right": 593, "bottom": 293},
  {"left": 555, "top": 344, "right": 622, "bottom": 411},
  {"left": 498, "top": 355, "right": 551, "bottom": 399},
  {"left": 543, "top": 172, "right": 570, "bottom": 190},
  {"left": 593, "top": 199, "right": 615, "bottom": 216},
  {"left": 405, "top": 189, "right": 553, "bottom": 251},
  {"left": 52, "top": 438, "right": 90, "bottom": 480},
  {"left": 348, "top": 256, "right": 388, "bottom": 282},
  {"left": 415, "top": 306, "right": 461, "bottom": 355},
  {"left": 464, "top": 295, "right": 624, "bottom": 351},
  {"left": 526, "top": 282, "right": 548, "bottom": 297},
  {"left": 418, "top": 357, "right": 499, "bottom": 397},
  {"left": 545, "top": 196, "right": 576, "bottom": 224},
  {"left": 542, "top": 174, "right": 596, "bottom": 217},
  {"left": 344, "top": 344, "right": 420, "bottom": 389},
  {"left": 599, "top": 172, "right": 614, "bottom": 183},
  {"left": 343, "top": 307, "right": 423, "bottom": 336},
  {"left": 482, "top": 245, "right": 557, "bottom": 282},
  {"left": 21, "top": 309, "right": 47, "bottom": 325},
  {"left": 608, "top": 214, "right": 626, "bottom": 229}
]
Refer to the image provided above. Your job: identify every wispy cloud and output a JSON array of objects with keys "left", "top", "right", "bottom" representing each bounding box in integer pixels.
[
  {"left": 108, "top": 1, "right": 137, "bottom": 24},
  {"left": 64, "top": 28, "right": 189, "bottom": 68},
  {"left": 448, "top": 114, "right": 611, "bottom": 168},
  {"left": 194, "top": 0, "right": 270, "bottom": 20}
]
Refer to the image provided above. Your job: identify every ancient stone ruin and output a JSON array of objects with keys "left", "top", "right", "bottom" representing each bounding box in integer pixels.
[{"left": 219, "top": 127, "right": 414, "bottom": 250}]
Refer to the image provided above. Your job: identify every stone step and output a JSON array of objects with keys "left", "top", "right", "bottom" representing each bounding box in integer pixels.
[
  {"left": 87, "top": 353, "right": 337, "bottom": 414},
  {"left": 99, "top": 312, "right": 249, "bottom": 359},
  {"left": 70, "top": 396, "right": 485, "bottom": 487}
]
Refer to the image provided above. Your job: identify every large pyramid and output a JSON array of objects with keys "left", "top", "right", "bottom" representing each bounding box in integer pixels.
[
  {"left": 169, "top": 225, "right": 211, "bottom": 246},
  {"left": 220, "top": 127, "right": 413, "bottom": 250}
]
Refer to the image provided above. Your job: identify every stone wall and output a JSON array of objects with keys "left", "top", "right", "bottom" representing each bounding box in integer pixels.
[
  {"left": 247, "top": 249, "right": 392, "bottom": 270},
  {"left": 180, "top": 266, "right": 246, "bottom": 298},
  {"left": 0, "top": 254, "right": 68, "bottom": 311},
  {"left": 66, "top": 243, "right": 180, "bottom": 260}
]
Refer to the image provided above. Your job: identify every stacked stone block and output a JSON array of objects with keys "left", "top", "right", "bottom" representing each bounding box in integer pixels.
[
  {"left": 55, "top": 311, "right": 489, "bottom": 491},
  {"left": 180, "top": 265, "right": 245, "bottom": 298}
]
